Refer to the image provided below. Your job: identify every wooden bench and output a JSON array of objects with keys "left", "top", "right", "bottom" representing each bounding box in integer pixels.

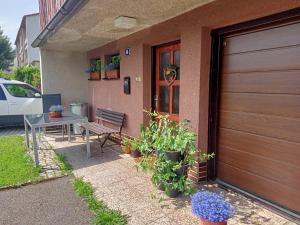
[{"left": 81, "top": 108, "right": 125, "bottom": 152}]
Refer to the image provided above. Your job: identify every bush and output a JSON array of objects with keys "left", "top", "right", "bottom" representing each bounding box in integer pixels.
[
  {"left": 0, "top": 70, "right": 14, "bottom": 80},
  {"left": 13, "top": 66, "right": 41, "bottom": 88}
]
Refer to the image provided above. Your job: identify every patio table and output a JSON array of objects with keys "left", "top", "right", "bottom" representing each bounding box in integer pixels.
[{"left": 24, "top": 111, "right": 90, "bottom": 165}]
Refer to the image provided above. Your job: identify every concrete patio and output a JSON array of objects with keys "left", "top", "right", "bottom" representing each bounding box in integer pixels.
[{"left": 45, "top": 135, "right": 298, "bottom": 225}]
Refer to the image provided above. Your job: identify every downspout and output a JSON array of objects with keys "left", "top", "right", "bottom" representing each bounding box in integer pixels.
[{"left": 32, "top": 0, "right": 88, "bottom": 48}]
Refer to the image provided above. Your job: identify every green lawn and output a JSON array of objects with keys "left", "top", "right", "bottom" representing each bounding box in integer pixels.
[{"left": 0, "top": 135, "right": 40, "bottom": 187}]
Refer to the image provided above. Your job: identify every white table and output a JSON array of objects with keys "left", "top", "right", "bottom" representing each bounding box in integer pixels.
[{"left": 24, "top": 111, "right": 90, "bottom": 165}]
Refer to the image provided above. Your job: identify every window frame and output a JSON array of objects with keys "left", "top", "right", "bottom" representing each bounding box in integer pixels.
[{"left": 3, "top": 83, "right": 41, "bottom": 99}]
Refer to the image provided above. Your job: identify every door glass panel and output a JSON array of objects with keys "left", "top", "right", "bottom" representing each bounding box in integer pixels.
[
  {"left": 172, "top": 86, "right": 180, "bottom": 114},
  {"left": 174, "top": 50, "right": 180, "bottom": 80},
  {"left": 159, "top": 52, "right": 170, "bottom": 80},
  {"left": 159, "top": 86, "right": 169, "bottom": 113},
  {"left": 0, "top": 86, "right": 6, "bottom": 100}
]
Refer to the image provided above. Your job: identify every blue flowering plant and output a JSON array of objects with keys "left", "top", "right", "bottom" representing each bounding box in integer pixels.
[
  {"left": 191, "top": 191, "right": 234, "bottom": 223},
  {"left": 49, "top": 105, "right": 64, "bottom": 113}
]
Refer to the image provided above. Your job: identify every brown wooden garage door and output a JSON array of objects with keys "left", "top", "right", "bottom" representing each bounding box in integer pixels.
[{"left": 218, "top": 20, "right": 300, "bottom": 213}]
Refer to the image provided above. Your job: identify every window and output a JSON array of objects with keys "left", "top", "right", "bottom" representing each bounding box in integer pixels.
[
  {"left": 4, "top": 84, "right": 40, "bottom": 98},
  {"left": 0, "top": 86, "right": 6, "bottom": 100}
]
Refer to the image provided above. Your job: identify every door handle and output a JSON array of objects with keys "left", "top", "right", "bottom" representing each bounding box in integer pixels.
[
  {"left": 9, "top": 102, "right": 17, "bottom": 105},
  {"left": 154, "top": 95, "right": 158, "bottom": 109}
]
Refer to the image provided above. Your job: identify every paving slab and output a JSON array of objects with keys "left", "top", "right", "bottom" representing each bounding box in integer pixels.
[
  {"left": 0, "top": 176, "right": 92, "bottom": 225},
  {"left": 47, "top": 135, "right": 298, "bottom": 225}
]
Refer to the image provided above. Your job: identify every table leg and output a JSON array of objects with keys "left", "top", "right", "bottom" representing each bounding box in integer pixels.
[
  {"left": 68, "top": 124, "right": 71, "bottom": 142},
  {"left": 32, "top": 127, "right": 39, "bottom": 166},
  {"left": 86, "top": 128, "right": 90, "bottom": 158},
  {"left": 24, "top": 117, "right": 29, "bottom": 148}
]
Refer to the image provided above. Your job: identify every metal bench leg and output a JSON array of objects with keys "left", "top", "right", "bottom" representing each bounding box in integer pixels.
[
  {"left": 97, "top": 135, "right": 103, "bottom": 153},
  {"left": 101, "top": 133, "right": 111, "bottom": 147}
]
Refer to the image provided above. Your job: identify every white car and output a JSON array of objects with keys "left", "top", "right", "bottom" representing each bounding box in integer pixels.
[{"left": 0, "top": 78, "right": 43, "bottom": 126}]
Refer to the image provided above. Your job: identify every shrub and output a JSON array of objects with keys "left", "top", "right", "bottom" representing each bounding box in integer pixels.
[{"left": 12, "top": 66, "right": 41, "bottom": 88}]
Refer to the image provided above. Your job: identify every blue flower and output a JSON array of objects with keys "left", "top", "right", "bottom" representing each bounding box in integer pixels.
[{"left": 191, "top": 191, "right": 234, "bottom": 222}]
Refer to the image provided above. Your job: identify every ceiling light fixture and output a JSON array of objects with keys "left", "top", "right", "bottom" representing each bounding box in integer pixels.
[{"left": 114, "top": 16, "right": 137, "bottom": 29}]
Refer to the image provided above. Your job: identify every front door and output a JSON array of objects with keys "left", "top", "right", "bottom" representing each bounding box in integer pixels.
[{"left": 155, "top": 42, "right": 180, "bottom": 121}]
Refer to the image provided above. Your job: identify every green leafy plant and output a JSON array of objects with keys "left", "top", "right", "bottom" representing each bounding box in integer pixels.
[
  {"left": 139, "top": 110, "right": 214, "bottom": 198},
  {"left": 121, "top": 137, "right": 132, "bottom": 154},
  {"left": 89, "top": 59, "right": 102, "bottom": 73},
  {"left": 106, "top": 55, "right": 121, "bottom": 71},
  {"left": 111, "top": 55, "right": 120, "bottom": 69}
]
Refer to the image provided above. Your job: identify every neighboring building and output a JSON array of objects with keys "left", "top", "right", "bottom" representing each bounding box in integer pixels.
[
  {"left": 38, "top": 0, "right": 65, "bottom": 31},
  {"left": 15, "top": 13, "right": 40, "bottom": 67},
  {"left": 33, "top": 0, "right": 300, "bottom": 218}
]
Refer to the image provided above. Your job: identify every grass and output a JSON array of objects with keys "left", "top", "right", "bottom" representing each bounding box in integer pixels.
[
  {"left": 0, "top": 135, "right": 41, "bottom": 187},
  {"left": 54, "top": 153, "right": 72, "bottom": 173},
  {"left": 73, "top": 178, "right": 128, "bottom": 225}
]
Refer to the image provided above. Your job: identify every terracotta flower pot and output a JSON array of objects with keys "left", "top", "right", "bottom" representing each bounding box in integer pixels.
[
  {"left": 131, "top": 149, "right": 141, "bottom": 158},
  {"left": 90, "top": 72, "right": 101, "bottom": 80},
  {"left": 122, "top": 145, "right": 131, "bottom": 154},
  {"left": 48, "top": 111, "right": 62, "bottom": 118},
  {"left": 105, "top": 69, "right": 120, "bottom": 79},
  {"left": 199, "top": 219, "right": 227, "bottom": 225}
]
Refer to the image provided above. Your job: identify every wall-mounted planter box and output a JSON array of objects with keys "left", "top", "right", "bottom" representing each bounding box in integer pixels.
[
  {"left": 90, "top": 72, "right": 101, "bottom": 80},
  {"left": 105, "top": 69, "right": 120, "bottom": 79}
]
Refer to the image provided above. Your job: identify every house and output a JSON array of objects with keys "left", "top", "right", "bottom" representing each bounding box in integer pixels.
[
  {"left": 15, "top": 13, "right": 40, "bottom": 67},
  {"left": 32, "top": 0, "right": 300, "bottom": 219}
]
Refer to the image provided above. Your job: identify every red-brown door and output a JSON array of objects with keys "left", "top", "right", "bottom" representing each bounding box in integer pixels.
[{"left": 155, "top": 42, "right": 180, "bottom": 121}]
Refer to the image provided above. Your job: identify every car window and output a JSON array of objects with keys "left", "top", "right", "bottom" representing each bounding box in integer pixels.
[
  {"left": 3, "top": 84, "right": 40, "bottom": 98},
  {"left": 0, "top": 86, "right": 6, "bottom": 100}
]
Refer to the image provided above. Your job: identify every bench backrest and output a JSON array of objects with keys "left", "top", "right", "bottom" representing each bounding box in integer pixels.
[{"left": 96, "top": 108, "right": 125, "bottom": 132}]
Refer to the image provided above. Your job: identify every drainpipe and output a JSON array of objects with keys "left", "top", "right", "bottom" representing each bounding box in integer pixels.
[{"left": 32, "top": 0, "right": 88, "bottom": 48}]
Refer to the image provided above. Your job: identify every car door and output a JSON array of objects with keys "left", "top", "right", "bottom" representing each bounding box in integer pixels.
[
  {"left": 3, "top": 83, "right": 43, "bottom": 115},
  {"left": 0, "top": 84, "right": 8, "bottom": 115}
]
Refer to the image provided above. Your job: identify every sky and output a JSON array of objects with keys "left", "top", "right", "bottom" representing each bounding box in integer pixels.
[{"left": 0, "top": 0, "right": 39, "bottom": 46}]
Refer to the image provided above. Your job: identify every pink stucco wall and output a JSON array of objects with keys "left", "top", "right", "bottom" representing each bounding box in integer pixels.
[{"left": 87, "top": 0, "right": 300, "bottom": 150}]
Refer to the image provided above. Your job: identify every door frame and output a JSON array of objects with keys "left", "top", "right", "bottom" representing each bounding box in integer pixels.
[
  {"left": 208, "top": 7, "right": 300, "bottom": 220},
  {"left": 151, "top": 40, "right": 181, "bottom": 117}
]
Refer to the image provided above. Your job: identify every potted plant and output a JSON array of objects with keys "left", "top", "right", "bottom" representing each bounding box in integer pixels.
[
  {"left": 191, "top": 191, "right": 234, "bottom": 225},
  {"left": 48, "top": 105, "right": 64, "bottom": 118},
  {"left": 139, "top": 110, "right": 214, "bottom": 198},
  {"left": 105, "top": 55, "right": 120, "bottom": 79},
  {"left": 87, "top": 59, "right": 101, "bottom": 80},
  {"left": 130, "top": 138, "right": 142, "bottom": 158},
  {"left": 121, "top": 137, "right": 132, "bottom": 154},
  {"left": 151, "top": 112, "right": 197, "bottom": 162}
]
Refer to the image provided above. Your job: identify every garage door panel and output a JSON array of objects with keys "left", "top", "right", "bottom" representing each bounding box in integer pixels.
[
  {"left": 218, "top": 162, "right": 300, "bottom": 212},
  {"left": 222, "top": 45, "right": 300, "bottom": 74},
  {"left": 221, "top": 70, "right": 300, "bottom": 94},
  {"left": 219, "top": 111, "right": 300, "bottom": 143},
  {"left": 224, "top": 22, "right": 300, "bottom": 55},
  {"left": 220, "top": 93, "right": 300, "bottom": 118},
  {"left": 219, "top": 128, "right": 300, "bottom": 167},
  {"left": 217, "top": 19, "right": 300, "bottom": 213},
  {"left": 218, "top": 145, "right": 300, "bottom": 189}
]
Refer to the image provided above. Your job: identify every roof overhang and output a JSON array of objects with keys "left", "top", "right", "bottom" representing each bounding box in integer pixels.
[{"left": 33, "top": 0, "right": 214, "bottom": 52}]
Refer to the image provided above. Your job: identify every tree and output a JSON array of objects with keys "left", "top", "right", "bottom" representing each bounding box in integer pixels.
[{"left": 0, "top": 26, "right": 15, "bottom": 70}]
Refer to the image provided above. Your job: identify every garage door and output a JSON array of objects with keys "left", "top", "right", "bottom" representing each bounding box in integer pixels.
[{"left": 217, "top": 20, "right": 300, "bottom": 213}]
